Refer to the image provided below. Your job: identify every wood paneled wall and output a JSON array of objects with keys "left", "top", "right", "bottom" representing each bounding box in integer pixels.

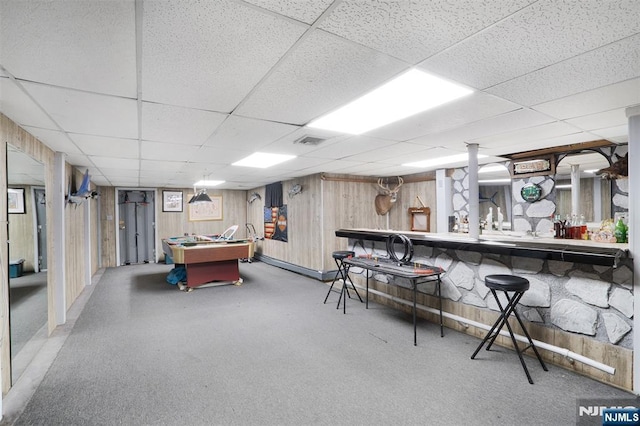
[
  {"left": 1, "top": 114, "right": 90, "bottom": 394},
  {"left": 246, "top": 174, "right": 437, "bottom": 273}
]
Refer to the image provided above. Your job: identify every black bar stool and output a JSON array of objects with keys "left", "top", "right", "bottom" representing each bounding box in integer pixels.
[
  {"left": 323, "top": 250, "right": 363, "bottom": 314},
  {"left": 471, "top": 274, "right": 548, "bottom": 384}
]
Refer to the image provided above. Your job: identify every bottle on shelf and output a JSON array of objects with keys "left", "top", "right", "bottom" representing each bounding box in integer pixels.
[
  {"left": 580, "top": 214, "right": 587, "bottom": 239},
  {"left": 564, "top": 214, "right": 572, "bottom": 239},
  {"left": 553, "top": 214, "right": 562, "bottom": 239},
  {"left": 614, "top": 218, "right": 627, "bottom": 243}
]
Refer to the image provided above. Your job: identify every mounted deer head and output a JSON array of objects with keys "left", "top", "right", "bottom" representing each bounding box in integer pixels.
[{"left": 374, "top": 176, "right": 404, "bottom": 215}]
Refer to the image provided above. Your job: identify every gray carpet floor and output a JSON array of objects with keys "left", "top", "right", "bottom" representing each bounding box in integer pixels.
[
  {"left": 9, "top": 272, "right": 48, "bottom": 358},
  {"left": 7, "top": 262, "right": 633, "bottom": 425}
]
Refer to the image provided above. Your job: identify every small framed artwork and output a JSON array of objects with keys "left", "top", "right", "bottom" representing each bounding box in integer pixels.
[
  {"left": 162, "top": 191, "right": 183, "bottom": 212},
  {"left": 8, "top": 188, "right": 26, "bottom": 214},
  {"left": 409, "top": 207, "right": 430, "bottom": 232}
]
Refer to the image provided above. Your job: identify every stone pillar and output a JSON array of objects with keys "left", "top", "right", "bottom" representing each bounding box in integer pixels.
[
  {"left": 627, "top": 104, "right": 640, "bottom": 394},
  {"left": 571, "top": 164, "right": 581, "bottom": 217},
  {"left": 468, "top": 144, "right": 479, "bottom": 239}
]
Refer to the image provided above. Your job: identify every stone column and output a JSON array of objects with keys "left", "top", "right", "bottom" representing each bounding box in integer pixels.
[
  {"left": 436, "top": 169, "right": 452, "bottom": 233},
  {"left": 627, "top": 104, "right": 640, "bottom": 394},
  {"left": 468, "top": 144, "right": 479, "bottom": 239}
]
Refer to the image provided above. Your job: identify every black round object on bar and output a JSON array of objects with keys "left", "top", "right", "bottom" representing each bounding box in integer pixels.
[{"left": 386, "top": 233, "right": 414, "bottom": 264}]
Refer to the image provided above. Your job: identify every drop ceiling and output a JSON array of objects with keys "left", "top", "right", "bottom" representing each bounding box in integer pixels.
[{"left": 1, "top": 0, "right": 638, "bottom": 189}]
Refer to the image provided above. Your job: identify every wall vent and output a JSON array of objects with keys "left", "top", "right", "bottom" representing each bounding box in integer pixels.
[{"left": 294, "top": 135, "right": 325, "bottom": 146}]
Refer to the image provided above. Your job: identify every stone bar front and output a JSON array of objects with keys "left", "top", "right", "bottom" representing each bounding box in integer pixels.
[{"left": 336, "top": 228, "right": 633, "bottom": 390}]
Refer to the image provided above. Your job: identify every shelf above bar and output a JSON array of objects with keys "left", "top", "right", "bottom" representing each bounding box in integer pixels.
[{"left": 335, "top": 228, "right": 630, "bottom": 267}]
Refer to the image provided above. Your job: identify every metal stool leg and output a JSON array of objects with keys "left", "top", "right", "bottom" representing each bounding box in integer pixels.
[
  {"left": 323, "top": 269, "right": 341, "bottom": 304},
  {"left": 471, "top": 289, "right": 544, "bottom": 384}
]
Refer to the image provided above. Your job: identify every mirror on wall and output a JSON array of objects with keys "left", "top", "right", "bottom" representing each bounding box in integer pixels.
[
  {"left": 7, "top": 143, "right": 47, "bottom": 385},
  {"left": 478, "top": 163, "right": 512, "bottom": 230},
  {"left": 555, "top": 151, "right": 611, "bottom": 225}
]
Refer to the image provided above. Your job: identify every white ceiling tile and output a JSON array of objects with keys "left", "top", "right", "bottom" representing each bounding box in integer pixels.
[
  {"left": 1, "top": 1, "right": 638, "bottom": 190},
  {"left": 533, "top": 78, "right": 640, "bottom": 119},
  {"left": 565, "top": 109, "right": 629, "bottom": 132},
  {"left": 260, "top": 132, "right": 349, "bottom": 157},
  {"left": 590, "top": 125, "right": 628, "bottom": 140},
  {"left": 482, "top": 131, "right": 604, "bottom": 156},
  {"left": 408, "top": 108, "right": 555, "bottom": 147},
  {"left": 111, "top": 179, "right": 141, "bottom": 187},
  {"left": 140, "top": 141, "right": 200, "bottom": 161},
  {"left": 21, "top": 126, "right": 83, "bottom": 155},
  {"left": 99, "top": 168, "right": 139, "bottom": 179},
  {"left": 141, "top": 0, "right": 307, "bottom": 111},
  {"left": 205, "top": 115, "right": 299, "bottom": 150},
  {"left": 422, "top": 0, "right": 640, "bottom": 89},
  {"left": 141, "top": 160, "right": 188, "bottom": 173},
  {"left": 243, "top": 0, "right": 333, "bottom": 24},
  {"left": 0, "top": 79, "right": 59, "bottom": 129},
  {"left": 187, "top": 146, "right": 253, "bottom": 165},
  {"left": 69, "top": 134, "right": 139, "bottom": 158},
  {"left": 22, "top": 82, "right": 138, "bottom": 138},
  {"left": 0, "top": 0, "right": 137, "bottom": 96},
  {"left": 90, "top": 177, "right": 111, "bottom": 187},
  {"left": 64, "top": 154, "right": 92, "bottom": 168},
  {"left": 319, "top": 0, "right": 532, "bottom": 63},
  {"left": 342, "top": 142, "right": 433, "bottom": 164},
  {"left": 273, "top": 156, "right": 334, "bottom": 171},
  {"left": 487, "top": 35, "right": 640, "bottom": 106},
  {"left": 91, "top": 156, "right": 139, "bottom": 170},
  {"left": 368, "top": 92, "right": 520, "bottom": 141},
  {"left": 299, "top": 159, "right": 367, "bottom": 174},
  {"left": 469, "top": 121, "right": 581, "bottom": 147},
  {"left": 235, "top": 29, "right": 407, "bottom": 124},
  {"left": 303, "top": 135, "right": 392, "bottom": 160},
  {"left": 141, "top": 102, "right": 227, "bottom": 145}
]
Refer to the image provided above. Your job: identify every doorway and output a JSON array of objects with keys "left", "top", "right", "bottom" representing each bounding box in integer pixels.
[{"left": 118, "top": 190, "right": 155, "bottom": 265}]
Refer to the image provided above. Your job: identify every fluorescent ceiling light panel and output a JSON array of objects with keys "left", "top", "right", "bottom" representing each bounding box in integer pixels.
[
  {"left": 232, "top": 152, "right": 296, "bottom": 168},
  {"left": 193, "top": 180, "right": 225, "bottom": 187},
  {"left": 307, "top": 69, "right": 473, "bottom": 134},
  {"left": 403, "top": 153, "right": 487, "bottom": 169},
  {"left": 555, "top": 184, "right": 572, "bottom": 189}
]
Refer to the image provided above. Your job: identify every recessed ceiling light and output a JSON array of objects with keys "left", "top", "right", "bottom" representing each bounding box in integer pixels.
[
  {"left": 193, "top": 180, "right": 224, "bottom": 187},
  {"left": 403, "top": 153, "right": 487, "bottom": 169},
  {"left": 232, "top": 152, "right": 296, "bottom": 168},
  {"left": 307, "top": 69, "right": 473, "bottom": 134}
]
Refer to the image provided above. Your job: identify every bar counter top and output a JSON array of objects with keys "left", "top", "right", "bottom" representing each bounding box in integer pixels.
[{"left": 335, "top": 228, "right": 630, "bottom": 267}]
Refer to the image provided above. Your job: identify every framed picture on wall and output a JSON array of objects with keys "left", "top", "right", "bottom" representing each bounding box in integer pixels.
[
  {"left": 162, "top": 190, "right": 183, "bottom": 212},
  {"left": 188, "top": 195, "right": 223, "bottom": 221},
  {"left": 8, "top": 188, "right": 26, "bottom": 214}
]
